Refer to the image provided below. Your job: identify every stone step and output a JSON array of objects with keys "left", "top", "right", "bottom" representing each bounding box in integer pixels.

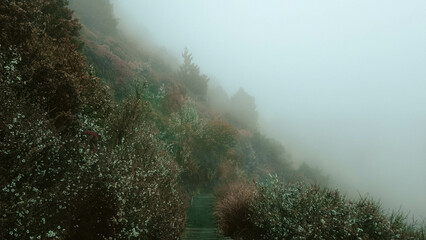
[
  {"left": 181, "top": 228, "right": 232, "bottom": 240},
  {"left": 181, "top": 193, "right": 232, "bottom": 240}
]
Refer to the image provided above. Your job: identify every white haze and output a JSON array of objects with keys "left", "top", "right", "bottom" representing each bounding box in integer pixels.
[{"left": 111, "top": 0, "right": 426, "bottom": 219}]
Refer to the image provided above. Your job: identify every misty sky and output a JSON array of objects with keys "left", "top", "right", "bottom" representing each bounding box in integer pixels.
[{"left": 112, "top": 1, "right": 426, "bottom": 219}]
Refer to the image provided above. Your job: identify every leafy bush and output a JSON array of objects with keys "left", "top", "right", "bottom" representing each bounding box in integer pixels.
[
  {"left": 232, "top": 132, "right": 296, "bottom": 182},
  {"left": 1, "top": 1, "right": 187, "bottom": 239},
  {"left": 1, "top": 65, "right": 187, "bottom": 240},
  {"left": 198, "top": 119, "right": 238, "bottom": 155},
  {"left": 194, "top": 119, "right": 238, "bottom": 184},
  {"left": 167, "top": 98, "right": 201, "bottom": 161},
  {"left": 102, "top": 97, "right": 187, "bottom": 239},
  {"left": 163, "top": 85, "right": 186, "bottom": 113},
  {"left": 216, "top": 176, "right": 424, "bottom": 240},
  {"left": 0, "top": 78, "right": 117, "bottom": 239},
  {"left": 250, "top": 177, "right": 351, "bottom": 239},
  {"left": 214, "top": 181, "right": 259, "bottom": 239},
  {"left": 0, "top": 0, "right": 91, "bottom": 134}
]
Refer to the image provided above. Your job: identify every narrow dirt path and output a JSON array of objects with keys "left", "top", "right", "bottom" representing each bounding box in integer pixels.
[{"left": 180, "top": 193, "right": 231, "bottom": 240}]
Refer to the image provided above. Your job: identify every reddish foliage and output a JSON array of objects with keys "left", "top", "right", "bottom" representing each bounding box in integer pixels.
[
  {"left": 200, "top": 119, "right": 238, "bottom": 154},
  {"left": 164, "top": 85, "right": 186, "bottom": 113},
  {"left": 214, "top": 181, "right": 258, "bottom": 239},
  {"left": 0, "top": 0, "right": 111, "bottom": 134},
  {"left": 85, "top": 41, "right": 134, "bottom": 85}
]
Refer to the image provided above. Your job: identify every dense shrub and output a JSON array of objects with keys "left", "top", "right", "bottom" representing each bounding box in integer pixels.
[
  {"left": 198, "top": 119, "right": 238, "bottom": 155},
  {"left": 0, "top": 0, "right": 92, "bottom": 134},
  {"left": 250, "top": 177, "right": 351, "bottom": 239},
  {"left": 0, "top": 78, "right": 117, "bottom": 239},
  {"left": 1, "top": 59, "right": 186, "bottom": 240},
  {"left": 232, "top": 132, "right": 297, "bottom": 182},
  {"left": 1, "top": 1, "right": 114, "bottom": 238},
  {"left": 214, "top": 181, "right": 259, "bottom": 239},
  {"left": 82, "top": 40, "right": 135, "bottom": 99},
  {"left": 163, "top": 85, "right": 186, "bottom": 113},
  {"left": 1, "top": 1, "right": 187, "bottom": 239},
  {"left": 216, "top": 176, "right": 424, "bottom": 240},
  {"left": 297, "top": 162, "right": 329, "bottom": 186},
  {"left": 193, "top": 119, "right": 238, "bottom": 185},
  {"left": 165, "top": 98, "right": 203, "bottom": 188},
  {"left": 102, "top": 97, "right": 187, "bottom": 239}
]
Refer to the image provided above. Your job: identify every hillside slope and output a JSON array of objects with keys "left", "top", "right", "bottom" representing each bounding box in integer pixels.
[{"left": 1, "top": 0, "right": 423, "bottom": 239}]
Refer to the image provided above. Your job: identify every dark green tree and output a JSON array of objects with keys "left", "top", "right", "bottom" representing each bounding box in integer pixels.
[
  {"left": 228, "top": 88, "right": 258, "bottom": 130},
  {"left": 178, "top": 48, "right": 209, "bottom": 99}
]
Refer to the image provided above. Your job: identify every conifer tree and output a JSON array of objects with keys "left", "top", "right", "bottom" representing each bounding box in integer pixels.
[{"left": 178, "top": 48, "right": 209, "bottom": 99}]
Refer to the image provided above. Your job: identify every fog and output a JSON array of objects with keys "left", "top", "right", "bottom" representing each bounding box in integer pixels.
[{"left": 111, "top": 0, "right": 426, "bottom": 219}]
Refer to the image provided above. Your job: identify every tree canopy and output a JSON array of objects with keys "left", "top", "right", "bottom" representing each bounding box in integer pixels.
[{"left": 178, "top": 48, "right": 209, "bottom": 99}]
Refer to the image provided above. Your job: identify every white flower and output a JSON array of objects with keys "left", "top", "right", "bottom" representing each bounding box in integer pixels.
[{"left": 47, "top": 230, "right": 56, "bottom": 237}]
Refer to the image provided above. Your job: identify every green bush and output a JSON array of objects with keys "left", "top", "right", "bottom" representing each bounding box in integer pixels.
[
  {"left": 1, "top": 1, "right": 187, "bottom": 239},
  {"left": 1, "top": 67, "right": 187, "bottom": 240},
  {"left": 102, "top": 97, "right": 187, "bottom": 239},
  {"left": 215, "top": 176, "right": 424, "bottom": 240}
]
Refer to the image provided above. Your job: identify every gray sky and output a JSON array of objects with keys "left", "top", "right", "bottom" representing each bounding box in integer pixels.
[{"left": 112, "top": 0, "right": 426, "bottom": 219}]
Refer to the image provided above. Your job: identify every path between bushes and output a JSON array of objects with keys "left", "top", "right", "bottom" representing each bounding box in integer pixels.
[{"left": 180, "top": 193, "right": 232, "bottom": 240}]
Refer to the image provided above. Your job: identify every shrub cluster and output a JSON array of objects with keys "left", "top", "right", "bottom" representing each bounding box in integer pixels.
[
  {"left": 215, "top": 176, "right": 425, "bottom": 240},
  {"left": 1, "top": 94, "right": 187, "bottom": 239},
  {"left": 1, "top": 1, "right": 187, "bottom": 239},
  {"left": 101, "top": 97, "right": 187, "bottom": 240},
  {"left": 164, "top": 96, "right": 239, "bottom": 189},
  {"left": 214, "top": 181, "right": 258, "bottom": 239}
]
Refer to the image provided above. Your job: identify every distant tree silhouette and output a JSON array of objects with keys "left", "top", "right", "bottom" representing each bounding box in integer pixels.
[
  {"left": 178, "top": 48, "right": 209, "bottom": 99},
  {"left": 229, "top": 88, "right": 258, "bottom": 130},
  {"left": 69, "top": 0, "right": 118, "bottom": 34},
  {"left": 207, "top": 85, "right": 230, "bottom": 113}
]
